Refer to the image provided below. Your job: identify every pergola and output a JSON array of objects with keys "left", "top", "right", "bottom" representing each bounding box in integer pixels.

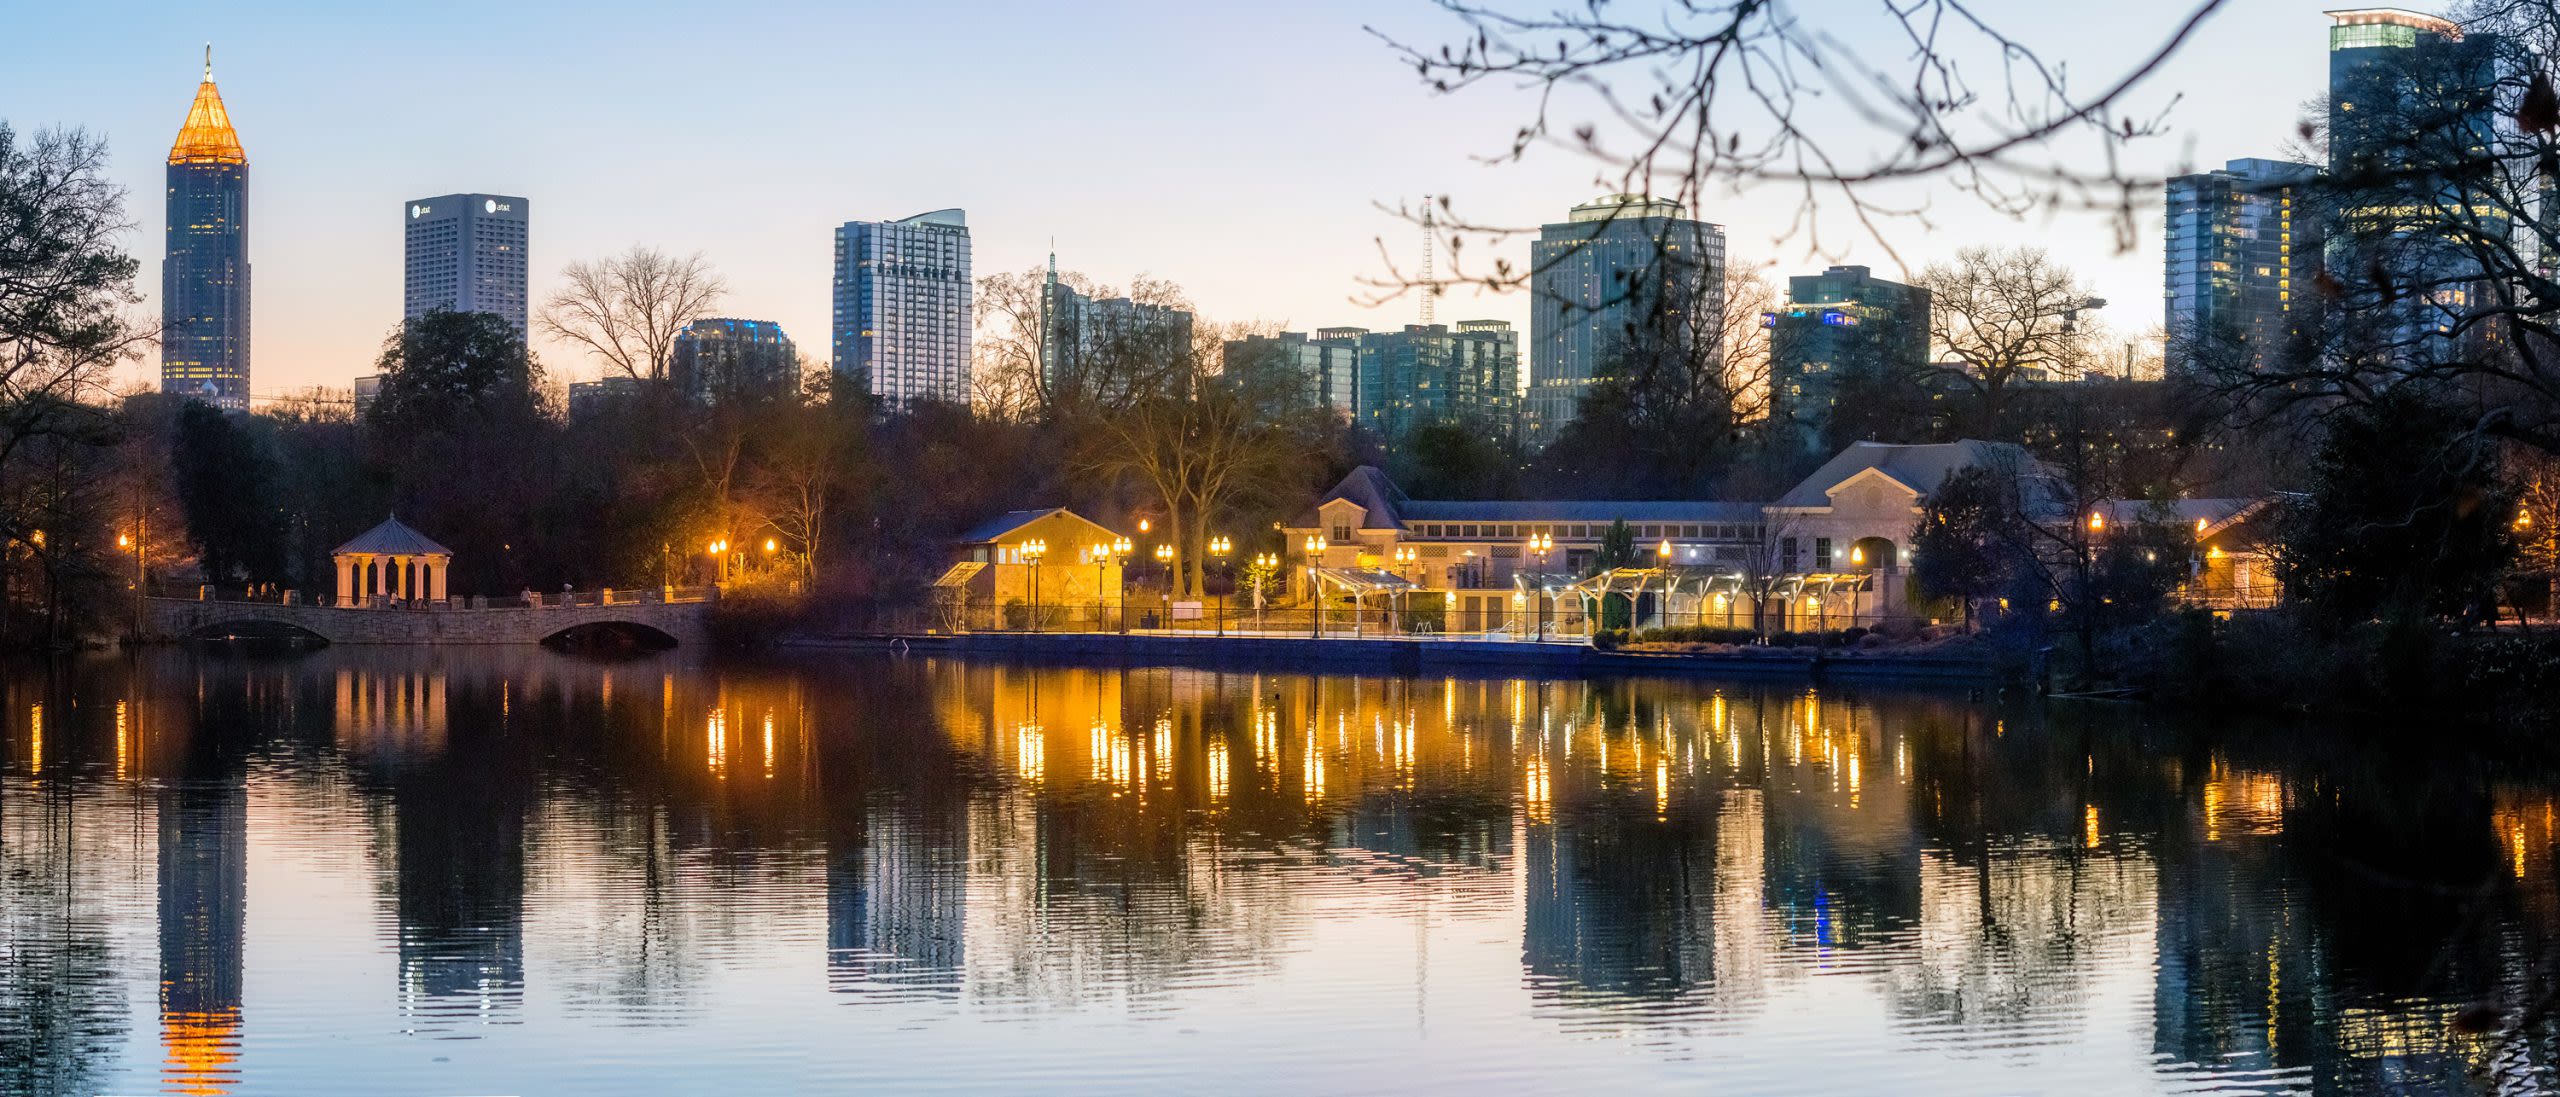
[
  {"left": 1562, "top": 567, "right": 1877, "bottom": 629},
  {"left": 333, "top": 517, "right": 453, "bottom": 607},
  {"left": 1308, "top": 567, "right": 1418, "bottom": 626}
]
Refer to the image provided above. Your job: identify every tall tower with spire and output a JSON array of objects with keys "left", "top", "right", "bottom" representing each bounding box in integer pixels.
[{"left": 163, "top": 47, "right": 251, "bottom": 411}]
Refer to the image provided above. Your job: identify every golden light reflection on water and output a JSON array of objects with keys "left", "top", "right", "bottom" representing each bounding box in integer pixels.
[
  {"left": 17, "top": 654, "right": 2560, "bottom": 1095},
  {"left": 159, "top": 1006, "right": 241, "bottom": 1097}
]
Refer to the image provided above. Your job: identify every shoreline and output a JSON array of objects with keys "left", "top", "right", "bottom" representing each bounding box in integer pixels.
[{"left": 780, "top": 630, "right": 2001, "bottom": 684}]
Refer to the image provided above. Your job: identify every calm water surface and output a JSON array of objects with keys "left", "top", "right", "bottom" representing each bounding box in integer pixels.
[{"left": 2, "top": 648, "right": 2556, "bottom": 1095}]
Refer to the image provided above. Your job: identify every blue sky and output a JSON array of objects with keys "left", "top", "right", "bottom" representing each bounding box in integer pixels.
[{"left": 6, "top": 0, "right": 2350, "bottom": 394}]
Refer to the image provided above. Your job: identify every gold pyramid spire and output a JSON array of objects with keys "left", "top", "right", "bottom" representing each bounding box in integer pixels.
[{"left": 168, "top": 47, "right": 245, "bottom": 167}]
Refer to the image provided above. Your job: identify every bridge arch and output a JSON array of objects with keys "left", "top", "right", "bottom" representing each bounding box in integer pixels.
[
  {"left": 181, "top": 617, "right": 333, "bottom": 645},
  {"left": 541, "top": 620, "right": 681, "bottom": 652}
]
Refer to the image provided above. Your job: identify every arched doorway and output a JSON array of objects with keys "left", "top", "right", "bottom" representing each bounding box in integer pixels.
[{"left": 1850, "top": 536, "right": 1897, "bottom": 572}]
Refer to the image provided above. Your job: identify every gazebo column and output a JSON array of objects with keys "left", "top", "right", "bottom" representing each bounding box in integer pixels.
[
  {"left": 398, "top": 555, "right": 414, "bottom": 601},
  {"left": 335, "top": 556, "right": 354, "bottom": 607},
  {"left": 430, "top": 558, "right": 447, "bottom": 602}
]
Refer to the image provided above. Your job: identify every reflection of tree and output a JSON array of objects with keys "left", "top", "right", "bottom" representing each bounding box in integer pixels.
[{"left": 0, "top": 774, "right": 133, "bottom": 1097}]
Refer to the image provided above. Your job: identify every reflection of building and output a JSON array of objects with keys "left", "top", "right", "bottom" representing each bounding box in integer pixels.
[
  {"left": 827, "top": 805, "right": 967, "bottom": 997},
  {"left": 158, "top": 777, "right": 247, "bottom": 1095},
  {"left": 403, "top": 192, "right": 530, "bottom": 334},
  {"left": 1523, "top": 818, "right": 1716, "bottom": 999},
  {"left": 833, "top": 209, "right": 973, "bottom": 409},
  {"left": 333, "top": 668, "right": 449, "bottom": 755},
  {"left": 1527, "top": 195, "right": 1724, "bottom": 446},
  {"left": 671, "top": 317, "right": 799, "bottom": 407},
  {"left": 390, "top": 767, "right": 527, "bottom": 1023},
  {"left": 162, "top": 54, "right": 252, "bottom": 411}
]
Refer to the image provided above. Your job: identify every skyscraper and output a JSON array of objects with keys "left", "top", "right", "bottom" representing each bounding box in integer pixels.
[
  {"left": 1224, "top": 328, "right": 1366, "bottom": 420},
  {"left": 2163, "top": 159, "right": 2320, "bottom": 376},
  {"left": 1767, "top": 266, "right": 1932, "bottom": 454},
  {"left": 1526, "top": 195, "right": 1725, "bottom": 446},
  {"left": 1039, "top": 253, "right": 1194, "bottom": 406},
  {"left": 671, "top": 318, "right": 799, "bottom": 406},
  {"left": 403, "top": 194, "right": 530, "bottom": 332},
  {"left": 1357, "top": 321, "right": 1521, "bottom": 447},
  {"left": 833, "top": 209, "right": 973, "bottom": 408},
  {"left": 162, "top": 51, "right": 251, "bottom": 411},
  {"left": 2324, "top": 8, "right": 2502, "bottom": 359}
]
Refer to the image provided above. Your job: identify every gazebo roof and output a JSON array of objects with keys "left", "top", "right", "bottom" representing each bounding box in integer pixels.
[{"left": 333, "top": 517, "right": 451, "bottom": 557}]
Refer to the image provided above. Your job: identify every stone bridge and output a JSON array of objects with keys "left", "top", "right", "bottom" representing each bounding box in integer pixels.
[{"left": 143, "top": 594, "right": 714, "bottom": 647}]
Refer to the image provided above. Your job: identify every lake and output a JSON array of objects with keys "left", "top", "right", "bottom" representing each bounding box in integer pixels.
[{"left": 0, "top": 647, "right": 2551, "bottom": 1095}]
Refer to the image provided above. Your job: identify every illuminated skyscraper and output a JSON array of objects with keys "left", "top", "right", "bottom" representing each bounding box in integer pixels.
[
  {"left": 671, "top": 317, "right": 799, "bottom": 406},
  {"left": 161, "top": 50, "right": 251, "bottom": 411},
  {"left": 403, "top": 193, "right": 530, "bottom": 333},
  {"left": 1526, "top": 195, "right": 1724, "bottom": 446},
  {"left": 833, "top": 209, "right": 973, "bottom": 408}
]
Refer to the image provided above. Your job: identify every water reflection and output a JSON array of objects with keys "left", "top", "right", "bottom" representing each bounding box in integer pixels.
[{"left": 1, "top": 650, "right": 2558, "bottom": 1092}]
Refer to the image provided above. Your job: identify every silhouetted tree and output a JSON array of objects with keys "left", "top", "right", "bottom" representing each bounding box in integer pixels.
[{"left": 172, "top": 401, "right": 284, "bottom": 585}]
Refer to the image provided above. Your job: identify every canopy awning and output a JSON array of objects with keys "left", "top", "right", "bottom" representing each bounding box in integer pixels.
[
  {"left": 931, "top": 561, "right": 985, "bottom": 589},
  {"left": 1310, "top": 567, "right": 1417, "bottom": 596}
]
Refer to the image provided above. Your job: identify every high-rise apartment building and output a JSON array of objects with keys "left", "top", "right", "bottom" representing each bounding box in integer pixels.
[
  {"left": 833, "top": 209, "right": 973, "bottom": 408},
  {"left": 1526, "top": 195, "right": 1724, "bottom": 446},
  {"left": 1358, "top": 321, "right": 1521, "bottom": 447},
  {"left": 671, "top": 318, "right": 799, "bottom": 406},
  {"left": 1224, "top": 328, "right": 1366, "bottom": 421},
  {"left": 162, "top": 53, "right": 251, "bottom": 411},
  {"left": 2163, "top": 159, "right": 2320, "bottom": 375},
  {"left": 403, "top": 194, "right": 530, "bottom": 332},
  {"left": 1767, "top": 266, "right": 1932, "bottom": 454},
  {"left": 2325, "top": 8, "right": 2502, "bottom": 359},
  {"left": 1039, "top": 256, "right": 1194, "bottom": 406}
]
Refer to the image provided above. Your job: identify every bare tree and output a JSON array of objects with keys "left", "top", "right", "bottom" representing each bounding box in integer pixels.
[
  {"left": 538, "top": 247, "right": 725, "bottom": 382},
  {"left": 1365, "top": 1, "right": 2228, "bottom": 304},
  {"left": 1089, "top": 320, "right": 1326, "bottom": 598},
  {"left": 975, "top": 265, "right": 1195, "bottom": 423},
  {"left": 1916, "top": 247, "right": 2103, "bottom": 437}
]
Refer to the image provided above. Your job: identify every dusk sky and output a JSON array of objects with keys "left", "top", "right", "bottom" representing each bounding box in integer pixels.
[{"left": 8, "top": 0, "right": 2349, "bottom": 395}]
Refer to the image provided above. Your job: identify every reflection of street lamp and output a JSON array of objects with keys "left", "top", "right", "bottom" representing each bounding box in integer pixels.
[
  {"left": 1304, "top": 534, "right": 1328, "bottom": 638},
  {"left": 1209, "top": 535, "right": 1233, "bottom": 636},
  {"left": 1527, "top": 533, "right": 1553, "bottom": 641}
]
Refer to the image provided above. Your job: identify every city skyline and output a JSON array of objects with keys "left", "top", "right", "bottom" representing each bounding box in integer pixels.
[{"left": 11, "top": 1, "right": 2352, "bottom": 398}]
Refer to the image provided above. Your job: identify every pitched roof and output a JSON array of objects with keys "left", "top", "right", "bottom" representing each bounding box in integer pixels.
[
  {"left": 955, "top": 507, "right": 1121, "bottom": 545},
  {"left": 1772, "top": 440, "right": 2035, "bottom": 509},
  {"left": 169, "top": 76, "right": 245, "bottom": 166},
  {"left": 1292, "top": 466, "right": 1761, "bottom": 530},
  {"left": 333, "top": 517, "right": 451, "bottom": 557},
  {"left": 1293, "top": 466, "right": 1406, "bottom": 529},
  {"left": 1399, "top": 499, "right": 1762, "bottom": 524}
]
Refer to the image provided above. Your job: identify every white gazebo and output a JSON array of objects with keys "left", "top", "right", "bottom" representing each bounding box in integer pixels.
[{"left": 333, "top": 517, "right": 454, "bottom": 607}]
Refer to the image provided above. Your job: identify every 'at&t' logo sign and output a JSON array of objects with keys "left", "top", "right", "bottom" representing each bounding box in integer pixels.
[{"left": 409, "top": 204, "right": 429, "bottom": 219}]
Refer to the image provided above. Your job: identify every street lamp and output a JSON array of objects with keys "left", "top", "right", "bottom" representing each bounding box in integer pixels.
[
  {"left": 1392, "top": 545, "right": 1418, "bottom": 634},
  {"left": 1109, "top": 536, "right": 1134, "bottom": 632},
  {"left": 1208, "top": 535, "right": 1233, "bottom": 636},
  {"left": 1304, "top": 534, "right": 1328, "bottom": 638},
  {"left": 1527, "top": 532, "right": 1553, "bottom": 641},
  {"left": 1251, "top": 551, "right": 1277, "bottom": 631},
  {"left": 1022, "top": 538, "right": 1048, "bottom": 632},
  {"left": 708, "top": 538, "right": 731, "bottom": 584},
  {"left": 1153, "top": 543, "right": 1176, "bottom": 630}
]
